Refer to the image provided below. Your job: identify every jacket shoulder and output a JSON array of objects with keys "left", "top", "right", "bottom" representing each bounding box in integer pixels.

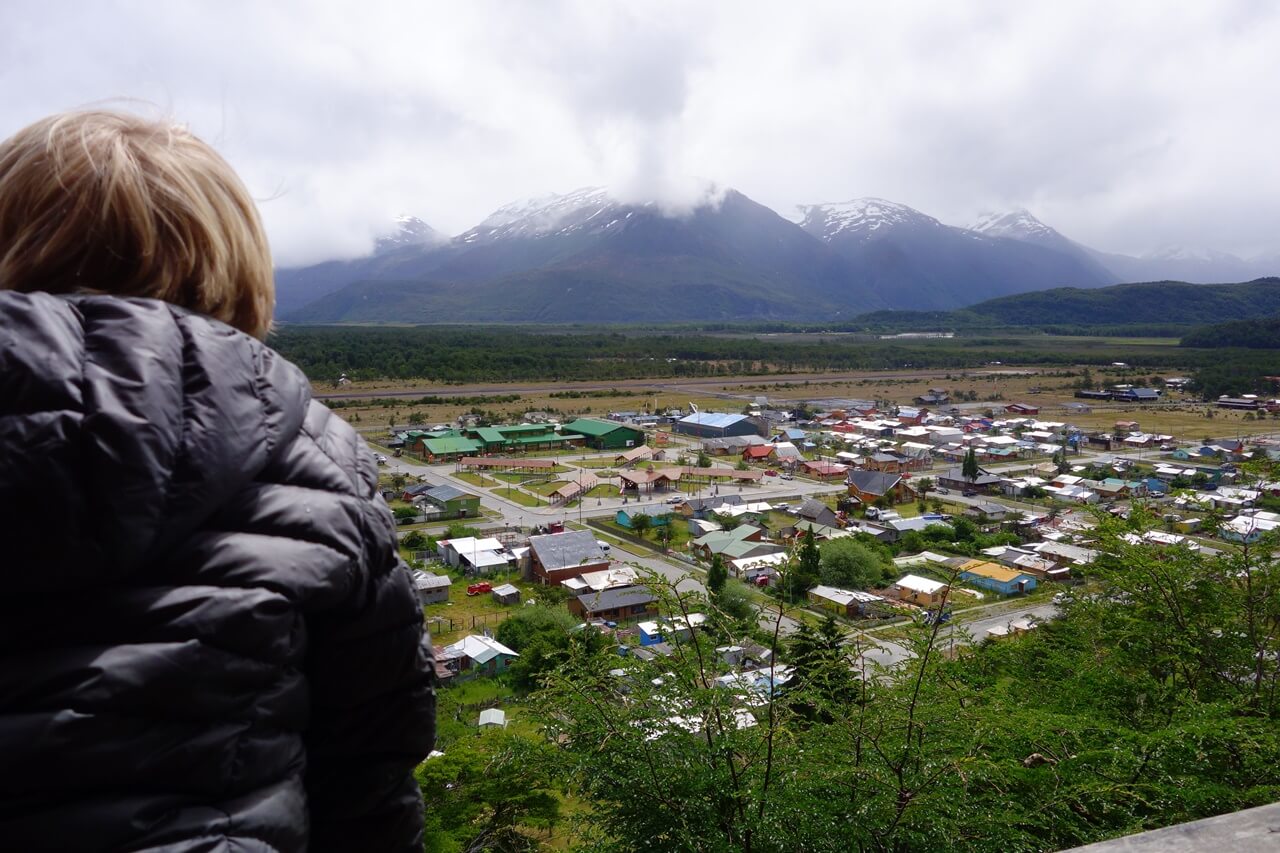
[{"left": 263, "top": 400, "right": 380, "bottom": 499}]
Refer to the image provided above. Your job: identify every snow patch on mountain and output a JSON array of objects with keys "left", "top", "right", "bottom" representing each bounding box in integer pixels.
[
  {"left": 970, "top": 208, "right": 1058, "bottom": 242},
  {"left": 795, "top": 198, "right": 942, "bottom": 241},
  {"left": 375, "top": 215, "right": 446, "bottom": 253},
  {"left": 461, "top": 182, "right": 730, "bottom": 244}
]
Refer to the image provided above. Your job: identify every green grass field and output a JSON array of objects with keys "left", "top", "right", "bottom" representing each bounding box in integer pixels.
[
  {"left": 525, "top": 479, "right": 568, "bottom": 496},
  {"left": 455, "top": 471, "right": 499, "bottom": 487},
  {"left": 423, "top": 570, "right": 537, "bottom": 645},
  {"left": 489, "top": 485, "right": 542, "bottom": 506}
]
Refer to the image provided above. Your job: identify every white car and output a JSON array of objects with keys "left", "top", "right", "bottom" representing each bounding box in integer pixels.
[
  {"left": 596, "top": 540, "right": 611, "bottom": 553},
  {"left": 666, "top": 495, "right": 685, "bottom": 504}
]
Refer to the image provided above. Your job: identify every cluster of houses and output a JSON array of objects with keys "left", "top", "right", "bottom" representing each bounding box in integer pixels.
[{"left": 411, "top": 386, "right": 1280, "bottom": 686}]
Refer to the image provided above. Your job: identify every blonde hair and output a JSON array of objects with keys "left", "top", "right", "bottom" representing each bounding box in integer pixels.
[{"left": 0, "top": 110, "right": 274, "bottom": 339}]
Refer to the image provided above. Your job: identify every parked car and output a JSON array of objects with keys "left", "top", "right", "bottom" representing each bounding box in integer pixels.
[
  {"left": 466, "top": 582, "right": 492, "bottom": 596},
  {"left": 936, "top": 487, "right": 950, "bottom": 494},
  {"left": 596, "top": 540, "right": 611, "bottom": 553},
  {"left": 780, "top": 472, "right": 794, "bottom": 480},
  {"left": 666, "top": 495, "right": 685, "bottom": 504},
  {"left": 764, "top": 469, "right": 778, "bottom": 477},
  {"left": 962, "top": 489, "right": 977, "bottom": 497}
]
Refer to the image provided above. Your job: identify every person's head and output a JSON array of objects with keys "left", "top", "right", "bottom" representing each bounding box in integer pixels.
[{"left": 0, "top": 110, "right": 273, "bottom": 339}]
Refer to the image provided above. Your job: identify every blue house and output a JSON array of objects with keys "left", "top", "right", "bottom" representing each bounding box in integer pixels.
[
  {"left": 616, "top": 509, "right": 669, "bottom": 529},
  {"left": 959, "top": 561, "right": 1038, "bottom": 596},
  {"left": 637, "top": 620, "right": 665, "bottom": 646}
]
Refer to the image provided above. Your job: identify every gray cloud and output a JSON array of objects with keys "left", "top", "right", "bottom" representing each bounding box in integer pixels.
[{"left": 1, "top": 0, "right": 1277, "bottom": 265}]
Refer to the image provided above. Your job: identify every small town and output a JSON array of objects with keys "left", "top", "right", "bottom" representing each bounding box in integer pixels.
[{"left": 374, "top": 380, "right": 1280, "bottom": 740}]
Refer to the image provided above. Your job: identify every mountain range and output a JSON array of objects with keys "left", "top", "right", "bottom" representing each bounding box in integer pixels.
[{"left": 275, "top": 187, "right": 1279, "bottom": 323}]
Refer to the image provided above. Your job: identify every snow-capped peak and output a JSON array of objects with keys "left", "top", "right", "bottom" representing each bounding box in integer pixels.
[
  {"left": 375, "top": 215, "right": 445, "bottom": 252},
  {"left": 970, "top": 208, "right": 1057, "bottom": 241},
  {"left": 795, "top": 197, "right": 940, "bottom": 241},
  {"left": 461, "top": 187, "right": 625, "bottom": 243}
]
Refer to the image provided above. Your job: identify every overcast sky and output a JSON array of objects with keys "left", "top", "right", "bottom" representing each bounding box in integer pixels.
[{"left": 3, "top": 1, "right": 1278, "bottom": 266}]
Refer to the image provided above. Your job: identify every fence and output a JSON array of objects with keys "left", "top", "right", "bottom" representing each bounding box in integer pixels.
[{"left": 425, "top": 610, "right": 512, "bottom": 637}]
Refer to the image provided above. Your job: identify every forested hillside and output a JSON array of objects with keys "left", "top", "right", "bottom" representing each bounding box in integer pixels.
[
  {"left": 1182, "top": 315, "right": 1280, "bottom": 348},
  {"left": 861, "top": 278, "right": 1280, "bottom": 329}
]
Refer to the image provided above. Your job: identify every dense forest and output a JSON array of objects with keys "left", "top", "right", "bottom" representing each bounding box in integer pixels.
[
  {"left": 270, "top": 325, "right": 1189, "bottom": 385},
  {"left": 420, "top": 512, "right": 1280, "bottom": 852},
  {"left": 1182, "top": 315, "right": 1280, "bottom": 349}
]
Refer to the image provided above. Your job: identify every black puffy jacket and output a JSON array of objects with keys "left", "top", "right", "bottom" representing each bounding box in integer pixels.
[{"left": 0, "top": 292, "right": 435, "bottom": 852}]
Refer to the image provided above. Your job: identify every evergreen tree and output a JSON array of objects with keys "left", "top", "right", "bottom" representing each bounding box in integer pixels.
[
  {"left": 707, "top": 554, "right": 727, "bottom": 595},
  {"left": 962, "top": 446, "right": 980, "bottom": 484}
]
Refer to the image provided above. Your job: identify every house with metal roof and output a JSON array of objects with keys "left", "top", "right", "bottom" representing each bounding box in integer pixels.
[
  {"left": 529, "top": 529, "right": 610, "bottom": 582},
  {"left": 438, "top": 536, "right": 507, "bottom": 569},
  {"left": 439, "top": 634, "right": 519, "bottom": 677},
  {"left": 795, "top": 498, "right": 840, "bottom": 528},
  {"left": 410, "top": 570, "right": 452, "bottom": 605},
  {"left": 937, "top": 467, "right": 1003, "bottom": 494},
  {"left": 674, "top": 411, "right": 766, "bottom": 438},
  {"left": 808, "top": 585, "right": 886, "bottom": 618},
  {"left": 891, "top": 574, "right": 949, "bottom": 606},
  {"left": 692, "top": 524, "right": 783, "bottom": 562},
  {"left": 559, "top": 418, "right": 645, "bottom": 450},
  {"left": 846, "top": 470, "right": 911, "bottom": 505},
  {"left": 676, "top": 494, "right": 745, "bottom": 517},
  {"left": 420, "top": 484, "right": 481, "bottom": 518},
  {"left": 569, "top": 584, "right": 658, "bottom": 621},
  {"left": 561, "top": 565, "right": 640, "bottom": 595},
  {"left": 958, "top": 560, "right": 1038, "bottom": 595},
  {"left": 616, "top": 445, "right": 661, "bottom": 466}
]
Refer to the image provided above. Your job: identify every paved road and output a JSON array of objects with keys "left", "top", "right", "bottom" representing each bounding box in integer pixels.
[{"left": 852, "top": 601, "right": 1062, "bottom": 669}]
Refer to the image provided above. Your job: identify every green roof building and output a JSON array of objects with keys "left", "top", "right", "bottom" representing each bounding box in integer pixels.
[
  {"left": 412, "top": 432, "right": 482, "bottom": 461},
  {"left": 560, "top": 418, "right": 645, "bottom": 450}
]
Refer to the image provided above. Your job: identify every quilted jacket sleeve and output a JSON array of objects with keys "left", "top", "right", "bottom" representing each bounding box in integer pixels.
[{"left": 277, "top": 402, "right": 437, "bottom": 852}]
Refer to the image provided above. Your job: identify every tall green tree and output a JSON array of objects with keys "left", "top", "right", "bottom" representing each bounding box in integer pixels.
[
  {"left": 779, "top": 531, "right": 822, "bottom": 603},
  {"left": 629, "top": 512, "right": 652, "bottom": 538},
  {"left": 706, "top": 553, "right": 728, "bottom": 595},
  {"left": 961, "top": 447, "right": 980, "bottom": 484},
  {"left": 818, "top": 538, "right": 891, "bottom": 589}
]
